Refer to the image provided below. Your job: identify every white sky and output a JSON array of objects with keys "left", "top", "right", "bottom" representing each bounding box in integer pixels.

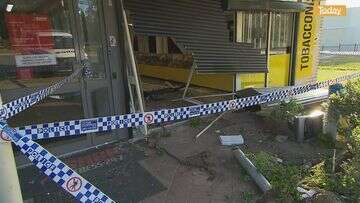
[{"left": 324, "top": 0, "right": 360, "bottom": 7}]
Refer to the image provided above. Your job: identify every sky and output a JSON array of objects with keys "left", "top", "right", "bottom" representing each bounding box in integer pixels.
[{"left": 324, "top": 0, "right": 360, "bottom": 7}]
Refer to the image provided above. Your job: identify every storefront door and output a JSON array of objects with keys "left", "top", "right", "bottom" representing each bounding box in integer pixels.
[
  {"left": 0, "top": 0, "right": 128, "bottom": 167},
  {"left": 76, "top": 0, "right": 129, "bottom": 146}
]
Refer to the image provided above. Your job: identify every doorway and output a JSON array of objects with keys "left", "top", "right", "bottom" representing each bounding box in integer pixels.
[{"left": 0, "top": 0, "right": 129, "bottom": 166}]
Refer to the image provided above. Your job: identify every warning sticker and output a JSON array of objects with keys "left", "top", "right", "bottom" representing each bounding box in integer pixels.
[
  {"left": 228, "top": 101, "right": 237, "bottom": 110},
  {"left": 0, "top": 108, "right": 7, "bottom": 118},
  {"left": 66, "top": 177, "right": 82, "bottom": 193},
  {"left": 144, "top": 113, "right": 154, "bottom": 124},
  {"left": 0, "top": 131, "right": 11, "bottom": 142}
]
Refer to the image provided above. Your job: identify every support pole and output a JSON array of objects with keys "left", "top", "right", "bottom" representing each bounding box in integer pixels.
[
  {"left": 0, "top": 96, "right": 23, "bottom": 203},
  {"left": 120, "top": 0, "right": 148, "bottom": 135},
  {"left": 182, "top": 64, "right": 195, "bottom": 99},
  {"left": 264, "top": 12, "right": 272, "bottom": 88},
  {"left": 195, "top": 111, "right": 227, "bottom": 140},
  {"left": 233, "top": 148, "right": 272, "bottom": 193}
]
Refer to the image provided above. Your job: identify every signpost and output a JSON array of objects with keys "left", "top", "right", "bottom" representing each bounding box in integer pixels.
[{"left": 0, "top": 95, "right": 23, "bottom": 203}]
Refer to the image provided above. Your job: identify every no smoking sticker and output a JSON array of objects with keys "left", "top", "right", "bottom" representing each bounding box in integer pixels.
[
  {"left": 66, "top": 177, "right": 82, "bottom": 193},
  {"left": 0, "top": 108, "right": 7, "bottom": 118},
  {"left": 144, "top": 113, "right": 154, "bottom": 124},
  {"left": 229, "top": 101, "right": 237, "bottom": 110},
  {"left": 0, "top": 131, "right": 11, "bottom": 142}
]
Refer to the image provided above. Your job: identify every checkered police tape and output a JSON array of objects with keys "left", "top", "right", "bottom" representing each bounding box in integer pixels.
[
  {"left": 0, "top": 120, "right": 116, "bottom": 203},
  {"left": 13, "top": 71, "right": 360, "bottom": 141},
  {"left": 0, "top": 68, "right": 83, "bottom": 120},
  {"left": 0, "top": 72, "right": 358, "bottom": 203}
]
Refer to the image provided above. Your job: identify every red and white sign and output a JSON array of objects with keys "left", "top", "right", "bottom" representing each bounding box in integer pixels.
[
  {"left": 144, "top": 113, "right": 154, "bottom": 124},
  {"left": 229, "top": 101, "right": 237, "bottom": 110},
  {"left": 5, "top": 14, "right": 54, "bottom": 53},
  {"left": 66, "top": 177, "right": 82, "bottom": 193},
  {"left": 5, "top": 14, "right": 56, "bottom": 67},
  {"left": 0, "top": 131, "right": 11, "bottom": 142}
]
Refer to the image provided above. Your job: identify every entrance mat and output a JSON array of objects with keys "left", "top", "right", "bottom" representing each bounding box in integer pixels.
[{"left": 18, "top": 142, "right": 166, "bottom": 203}]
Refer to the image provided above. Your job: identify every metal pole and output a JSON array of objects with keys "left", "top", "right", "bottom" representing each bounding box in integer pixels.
[
  {"left": 182, "top": 63, "right": 195, "bottom": 99},
  {"left": 120, "top": 0, "right": 148, "bottom": 135},
  {"left": 265, "top": 12, "right": 272, "bottom": 88},
  {"left": 0, "top": 95, "right": 23, "bottom": 203},
  {"left": 233, "top": 148, "right": 272, "bottom": 193},
  {"left": 195, "top": 111, "right": 227, "bottom": 140}
]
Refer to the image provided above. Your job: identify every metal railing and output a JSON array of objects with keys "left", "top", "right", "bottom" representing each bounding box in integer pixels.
[{"left": 320, "top": 43, "right": 359, "bottom": 52}]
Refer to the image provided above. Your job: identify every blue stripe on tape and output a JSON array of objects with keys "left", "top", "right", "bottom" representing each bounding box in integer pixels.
[
  {"left": 0, "top": 68, "right": 82, "bottom": 120},
  {"left": 15, "top": 72, "right": 360, "bottom": 141},
  {"left": 0, "top": 121, "right": 116, "bottom": 203}
]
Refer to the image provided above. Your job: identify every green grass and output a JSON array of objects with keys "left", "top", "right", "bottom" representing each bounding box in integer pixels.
[
  {"left": 317, "top": 56, "right": 360, "bottom": 82},
  {"left": 248, "top": 152, "right": 303, "bottom": 202}
]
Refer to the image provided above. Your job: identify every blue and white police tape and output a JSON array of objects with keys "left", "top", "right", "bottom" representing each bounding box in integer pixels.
[
  {"left": 12, "top": 71, "right": 360, "bottom": 142},
  {"left": 0, "top": 120, "right": 116, "bottom": 203},
  {"left": 0, "top": 68, "right": 83, "bottom": 120}
]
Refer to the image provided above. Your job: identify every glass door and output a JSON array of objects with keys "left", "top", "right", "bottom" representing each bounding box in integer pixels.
[
  {"left": 77, "top": 0, "right": 129, "bottom": 145},
  {"left": 0, "top": 0, "right": 128, "bottom": 166}
]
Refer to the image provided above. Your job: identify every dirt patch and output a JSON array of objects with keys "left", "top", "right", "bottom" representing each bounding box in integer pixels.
[{"left": 141, "top": 109, "right": 330, "bottom": 202}]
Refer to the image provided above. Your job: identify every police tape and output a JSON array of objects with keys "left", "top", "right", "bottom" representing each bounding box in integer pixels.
[
  {"left": 0, "top": 68, "right": 83, "bottom": 120},
  {"left": 0, "top": 72, "right": 359, "bottom": 203},
  {"left": 0, "top": 120, "right": 116, "bottom": 203},
  {"left": 10, "top": 71, "right": 360, "bottom": 142}
]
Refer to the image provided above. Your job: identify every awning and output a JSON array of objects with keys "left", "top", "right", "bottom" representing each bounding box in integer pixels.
[
  {"left": 125, "top": 0, "right": 267, "bottom": 74},
  {"left": 227, "top": 0, "right": 308, "bottom": 12}
]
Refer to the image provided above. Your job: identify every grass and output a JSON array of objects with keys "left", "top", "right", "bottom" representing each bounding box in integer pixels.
[
  {"left": 317, "top": 56, "right": 360, "bottom": 82},
  {"left": 247, "top": 152, "right": 303, "bottom": 202},
  {"left": 189, "top": 117, "right": 201, "bottom": 128}
]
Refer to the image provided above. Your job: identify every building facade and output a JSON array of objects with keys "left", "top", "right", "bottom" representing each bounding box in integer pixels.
[{"left": 0, "top": 0, "right": 321, "bottom": 167}]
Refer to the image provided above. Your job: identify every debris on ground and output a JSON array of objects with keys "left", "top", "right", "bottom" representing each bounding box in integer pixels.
[
  {"left": 219, "top": 135, "right": 244, "bottom": 146},
  {"left": 140, "top": 109, "right": 330, "bottom": 202},
  {"left": 297, "top": 187, "right": 318, "bottom": 200},
  {"left": 147, "top": 131, "right": 216, "bottom": 180},
  {"left": 275, "top": 135, "right": 289, "bottom": 143}
]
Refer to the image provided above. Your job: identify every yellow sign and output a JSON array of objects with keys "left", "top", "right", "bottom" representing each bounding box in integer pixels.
[
  {"left": 295, "top": 0, "right": 320, "bottom": 81},
  {"left": 317, "top": 5, "right": 347, "bottom": 16}
]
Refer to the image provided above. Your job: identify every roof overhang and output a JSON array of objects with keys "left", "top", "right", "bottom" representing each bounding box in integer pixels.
[{"left": 227, "top": 0, "right": 308, "bottom": 12}]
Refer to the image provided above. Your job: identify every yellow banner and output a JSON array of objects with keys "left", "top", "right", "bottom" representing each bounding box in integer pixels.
[
  {"left": 295, "top": 0, "right": 320, "bottom": 81},
  {"left": 317, "top": 5, "right": 347, "bottom": 16}
]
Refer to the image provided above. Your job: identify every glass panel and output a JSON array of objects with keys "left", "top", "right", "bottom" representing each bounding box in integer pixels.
[
  {"left": 79, "top": 0, "right": 106, "bottom": 79},
  {"left": 270, "top": 12, "right": 294, "bottom": 53},
  {"left": 236, "top": 11, "right": 293, "bottom": 53},
  {"left": 78, "top": 0, "right": 114, "bottom": 118},
  {"left": 236, "top": 11, "right": 268, "bottom": 51},
  {"left": 0, "top": 0, "right": 84, "bottom": 127}
]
